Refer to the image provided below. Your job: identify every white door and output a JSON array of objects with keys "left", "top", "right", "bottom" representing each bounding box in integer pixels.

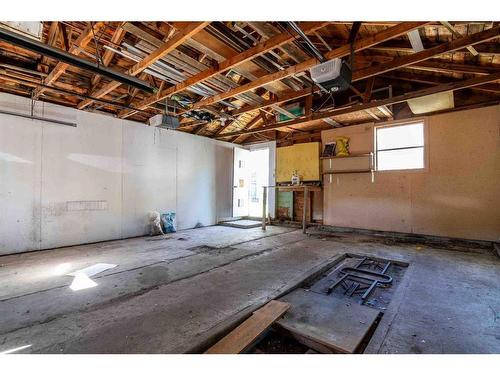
[
  {"left": 247, "top": 148, "right": 269, "bottom": 217},
  {"left": 233, "top": 147, "right": 250, "bottom": 217}
]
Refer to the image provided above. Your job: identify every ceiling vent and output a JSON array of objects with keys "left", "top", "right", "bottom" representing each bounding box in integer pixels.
[
  {"left": 149, "top": 114, "right": 180, "bottom": 129},
  {"left": 407, "top": 91, "right": 455, "bottom": 114}
]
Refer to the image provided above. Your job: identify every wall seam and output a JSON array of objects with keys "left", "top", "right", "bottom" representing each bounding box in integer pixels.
[
  {"left": 120, "top": 122, "right": 124, "bottom": 239},
  {"left": 38, "top": 120, "right": 43, "bottom": 250}
]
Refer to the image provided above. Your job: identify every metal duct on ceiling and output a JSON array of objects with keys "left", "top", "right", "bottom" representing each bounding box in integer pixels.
[{"left": 0, "top": 26, "right": 155, "bottom": 93}]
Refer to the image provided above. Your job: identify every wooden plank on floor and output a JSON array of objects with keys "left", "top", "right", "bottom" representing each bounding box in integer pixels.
[
  {"left": 205, "top": 300, "right": 290, "bottom": 354},
  {"left": 276, "top": 289, "right": 379, "bottom": 353}
]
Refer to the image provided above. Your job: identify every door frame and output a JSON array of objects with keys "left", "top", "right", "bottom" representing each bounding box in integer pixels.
[{"left": 245, "top": 141, "right": 276, "bottom": 219}]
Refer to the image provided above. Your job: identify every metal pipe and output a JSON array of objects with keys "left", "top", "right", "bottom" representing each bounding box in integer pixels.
[
  {"left": 0, "top": 26, "right": 155, "bottom": 94},
  {"left": 288, "top": 22, "right": 326, "bottom": 63},
  {"left": 0, "top": 72, "right": 152, "bottom": 114},
  {"left": 0, "top": 109, "right": 77, "bottom": 127}
]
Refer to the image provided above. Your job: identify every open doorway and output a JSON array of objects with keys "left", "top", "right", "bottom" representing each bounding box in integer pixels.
[{"left": 233, "top": 147, "right": 269, "bottom": 218}]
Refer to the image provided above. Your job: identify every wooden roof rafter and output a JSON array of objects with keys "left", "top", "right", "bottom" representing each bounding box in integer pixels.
[
  {"left": 189, "top": 22, "right": 430, "bottom": 111},
  {"left": 32, "top": 22, "right": 105, "bottom": 99},
  {"left": 215, "top": 72, "right": 500, "bottom": 139},
  {"left": 76, "top": 22, "right": 209, "bottom": 110},
  {"left": 0, "top": 21, "right": 498, "bottom": 143}
]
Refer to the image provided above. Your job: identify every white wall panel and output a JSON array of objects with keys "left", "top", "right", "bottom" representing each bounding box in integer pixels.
[
  {"left": 39, "top": 110, "right": 123, "bottom": 249},
  {"left": 121, "top": 125, "right": 177, "bottom": 237},
  {"left": 0, "top": 93, "right": 234, "bottom": 255},
  {"left": 176, "top": 133, "right": 217, "bottom": 229},
  {"left": 0, "top": 114, "right": 42, "bottom": 254}
]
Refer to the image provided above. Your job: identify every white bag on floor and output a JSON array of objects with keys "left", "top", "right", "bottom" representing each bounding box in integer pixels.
[{"left": 149, "top": 211, "right": 164, "bottom": 236}]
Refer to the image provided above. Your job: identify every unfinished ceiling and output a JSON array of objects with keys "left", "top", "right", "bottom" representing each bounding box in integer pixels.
[{"left": 0, "top": 21, "right": 498, "bottom": 145}]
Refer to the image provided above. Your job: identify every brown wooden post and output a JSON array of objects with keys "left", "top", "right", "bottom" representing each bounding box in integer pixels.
[
  {"left": 262, "top": 186, "right": 267, "bottom": 231},
  {"left": 302, "top": 186, "right": 308, "bottom": 234}
]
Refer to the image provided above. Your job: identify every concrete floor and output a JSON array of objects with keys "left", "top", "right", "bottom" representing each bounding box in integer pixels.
[{"left": 0, "top": 225, "right": 499, "bottom": 354}]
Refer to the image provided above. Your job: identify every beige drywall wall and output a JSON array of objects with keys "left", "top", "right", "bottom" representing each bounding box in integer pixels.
[{"left": 321, "top": 105, "right": 500, "bottom": 241}]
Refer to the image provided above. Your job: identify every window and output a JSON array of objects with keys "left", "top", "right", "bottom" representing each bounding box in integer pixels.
[{"left": 375, "top": 121, "right": 425, "bottom": 171}]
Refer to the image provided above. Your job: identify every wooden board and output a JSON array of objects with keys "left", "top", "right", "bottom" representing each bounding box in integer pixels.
[
  {"left": 276, "top": 185, "right": 322, "bottom": 192},
  {"left": 276, "top": 289, "right": 379, "bottom": 353},
  {"left": 277, "top": 191, "right": 293, "bottom": 220},
  {"left": 276, "top": 142, "right": 320, "bottom": 183},
  {"left": 205, "top": 300, "right": 290, "bottom": 354},
  {"left": 293, "top": 191, "right": 312, "bottom": 223},
  {"left": 219, "top": 219, "right": 261, "bottom": 229}
]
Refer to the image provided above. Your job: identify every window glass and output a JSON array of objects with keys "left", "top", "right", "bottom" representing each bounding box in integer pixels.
[
  {"left": 376, "top": 122, "right": 425, "bottom": 171},
  {"left": 376, "top": 122, "right": 424, "bottom": 150},
  {"left": 377, "top": 148, "right": 424, "bottom": 171}
]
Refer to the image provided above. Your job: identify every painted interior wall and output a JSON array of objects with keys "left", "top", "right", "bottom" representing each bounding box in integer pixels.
[
  {"left": 0, "top": 93, "right": 234, "bottom": 255},
  {"left": 276, "top": 142, "right": 320, "bottom": 182},
  {"left": 321, "top": 104, "right": 500, "bottom": 241}
]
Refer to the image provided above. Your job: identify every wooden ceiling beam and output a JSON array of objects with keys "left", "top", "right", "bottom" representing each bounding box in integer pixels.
[
  {"left": 231, "top": 112, "right": 269, "bottom": 144},
  {"left": 117, "top": 22, "right": 329, "bottom": 119},
  {"left": 225, "top": 25, "right": 500, "bottom": 119},
  {"left": 189, "top": 22, "right": 429, "bottom": 111},
  {"left": 76, "top": 22, "right": 209, "bottom": 110},
  {"left": 440, "top": 21, "right": 479, "bottom": 56},
  {"left": 89, "top": 23, "right": 127, "bottom": 92},
  {"left": 381, "top": 71, "right": 500, "bottom": 94},
  {"left": 363, "top": 77, "right": 376, "bottom": 103},
  {"left": 249, "top": 98, "right": 499, "bottom": 146},
  {"left": 57, "top": 23, "right": 69, "bottom": 51},
  {"left": 353, "top": 40, "right": 500, "bottom": 55},
  {"left": 215, "top": 72, "right": 500, "bottom": 138},
  {"left": 408, "top": 60, "right": 499, "bottom": 76},
  {"left": 39, "top": 21, "right": 60, "bottom": 69},
  {"left": 230, "top": 88, "right": 313, "bottom": 117},
  {"left": 32, "top": 22, "right": 105, "bottom": 99},
  {"left": 352, "top": 25, "right": 500, "bottom": 81}
]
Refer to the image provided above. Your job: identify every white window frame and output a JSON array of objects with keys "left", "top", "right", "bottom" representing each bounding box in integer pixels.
[{"left": 374, "top": 118, "right": 428, "bottom": 172}]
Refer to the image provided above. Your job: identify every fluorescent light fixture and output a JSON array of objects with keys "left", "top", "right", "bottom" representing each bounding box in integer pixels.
[
  {"left": 408, "top": 91, "right": 454, "bottom": 114},
  {"left": 440, "top": 21, "right": 478, "bottom": 56},
  {"left": 407, "top": 29, "right": 424, "bottom": 52},
  {"left": 323, "top": 118, "right": 340, "bottom": 127}
]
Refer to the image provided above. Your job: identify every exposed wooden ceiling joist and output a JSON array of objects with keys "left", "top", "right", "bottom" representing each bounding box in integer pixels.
[
  {"left": 190, "top": 22, "right": 429, "bottom": 110},
  {"left": 215, "top": 72, "right": 500, "bottom": 138},
  {"left": 88, "top": 23, "right": 127, "bottom": 93},
  {"left": 76, "top": 22, "right": 209, "bottom": 110},
  {"left": 382, "top": 70, "right": 500, "bottom": 93},
  {"left": 117, "top": 22, "right": 329, "bottom": 119},
  {"left": 33, "top": 22, "right": 105, "bottom": 99},
  {"left": 0, "top": 21, "right": 498, "bottom": 144},
  {"left": 223, "top": 25, "right": 500, "bottom": 119},
  {"left": 353, "top": 26, "right": 500, "bottom": 81}
]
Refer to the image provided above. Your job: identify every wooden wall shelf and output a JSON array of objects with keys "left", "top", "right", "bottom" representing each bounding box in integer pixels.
[
  {"left": 320, "top": 153, "right": 373, "bottom": 160},
  {"left": 323, "top": 170, "right": 372, "bottom": 174},
  {"left": 322, "top": 152, "right": 374, "bottom": 174}
]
